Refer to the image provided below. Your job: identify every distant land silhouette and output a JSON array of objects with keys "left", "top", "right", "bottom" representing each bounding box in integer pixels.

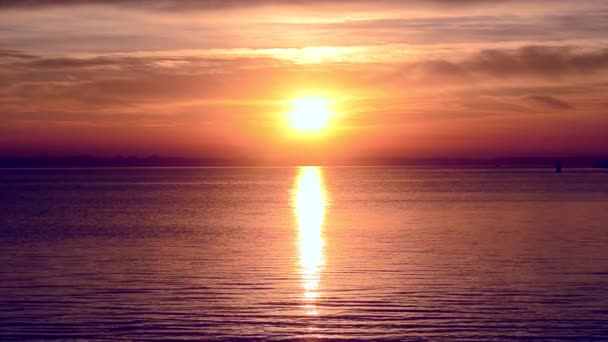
[
  {"left": 1, "top": 156, "right": 607, "bottom": 168},
  {"left": 0, "top": 156, "right": 258, "bottom": 168}
]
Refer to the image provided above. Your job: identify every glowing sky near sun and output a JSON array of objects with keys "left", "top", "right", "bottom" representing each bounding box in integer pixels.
[{"left": 0, "top": 0, "right": 607, "bottom": 162}]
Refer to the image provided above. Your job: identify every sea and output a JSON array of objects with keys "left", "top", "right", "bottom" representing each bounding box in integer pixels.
[{"left": 1, "top": 167, "right": 607, "bottom": 341}]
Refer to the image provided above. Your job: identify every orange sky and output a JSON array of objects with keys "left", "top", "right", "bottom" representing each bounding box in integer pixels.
[{"left": 0, "top": 0, "right": 607, "bottom": 163}]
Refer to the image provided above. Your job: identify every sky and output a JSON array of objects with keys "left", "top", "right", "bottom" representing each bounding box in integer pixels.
[{"left": 0, "top": 0, "right": 607, "bottom": 163}]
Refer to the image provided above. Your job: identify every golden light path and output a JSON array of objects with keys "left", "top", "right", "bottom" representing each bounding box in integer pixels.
[{"left": 293, "top": 166, "right": 328, "bottom": 316}]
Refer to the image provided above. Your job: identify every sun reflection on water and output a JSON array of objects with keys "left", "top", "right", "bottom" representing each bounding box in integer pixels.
[{"left": 293, "top": 166, "right": 328, "bottom": 315}]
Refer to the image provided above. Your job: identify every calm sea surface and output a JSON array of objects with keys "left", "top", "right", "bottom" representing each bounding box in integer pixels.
[{"left": 1, "top": 167, "right": 607, "bottom": 341}]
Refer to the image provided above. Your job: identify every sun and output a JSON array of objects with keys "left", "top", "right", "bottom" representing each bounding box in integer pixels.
[{"left": 288, "top": 98, "right": 332, "bottom": 132}]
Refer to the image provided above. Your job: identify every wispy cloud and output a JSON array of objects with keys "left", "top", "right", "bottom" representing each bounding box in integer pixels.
[{"left": 525, "top": 95, "right": 574, "bottom": 110}]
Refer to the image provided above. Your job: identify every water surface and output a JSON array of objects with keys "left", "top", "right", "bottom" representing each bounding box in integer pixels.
[{"left": 1, "top": 167, "right": 607, "bottom": 341}]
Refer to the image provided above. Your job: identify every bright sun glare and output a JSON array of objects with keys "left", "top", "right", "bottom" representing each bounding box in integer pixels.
[{"left": 288, "top": 98, "right": 332, "bottom": 132}]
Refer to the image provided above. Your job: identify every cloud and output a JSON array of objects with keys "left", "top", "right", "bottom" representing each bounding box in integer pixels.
[
  {"left": 322, "top": 11, "right": 608, "bottom": 45},
  {"left": 1, "top": 1, "right": 606, "bottom": 54},
  {"left": 0, "top": 0, "right": 553, "bottom": 10},
  {"left": 399, "top": 46, "right": 608, "bottom": 86},
  {"left": 525, "top": 95, "right": 573, "bottom": 110},
  {"left": 1, "top": 0, "right": 604, "bottom": 14},
  {"left": 2, "top": 45, "right": 607, "bottom": 113},
  {"left": 467, "top": 46, "right": 608, "bottom": 78},
  {"left": 8, "top": 55, "right": 285, "bottom": 72},
  {"left": 0, "top": 49, "right": 36, "bottom": 59}
]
